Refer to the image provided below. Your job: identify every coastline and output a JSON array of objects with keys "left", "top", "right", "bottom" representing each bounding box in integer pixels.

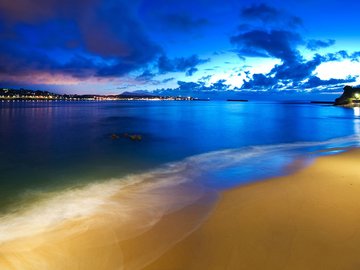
[
  {"left": 1, "top": 145, "right": 360, "bottom": 269},
  {"left": 144, "top": 148, "right": 360, "bottom": 270}
]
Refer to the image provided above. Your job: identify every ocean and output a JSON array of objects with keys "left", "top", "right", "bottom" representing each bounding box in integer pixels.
[{"left": 1, "top": 100, "right": 360, "bottom": 269}]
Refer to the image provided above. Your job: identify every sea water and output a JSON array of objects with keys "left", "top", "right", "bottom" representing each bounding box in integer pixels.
[{"left": 0, "top": 100, "right": 359, "bottom": 269}]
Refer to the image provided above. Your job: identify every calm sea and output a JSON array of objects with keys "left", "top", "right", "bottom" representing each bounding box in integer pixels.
[{"left": 0, "top": 100, "right": 359, "bottom": 214}]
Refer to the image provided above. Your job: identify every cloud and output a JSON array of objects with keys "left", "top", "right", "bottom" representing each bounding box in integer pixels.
[
  {"left": 241, "top": 53, "right": 357, "bottom": 90},
  {"left": 306, "top": 39, "right": 336, "bottom": 51},
  {"left": 186, "top": 67, "right": 198, "bottom": 76},
  {"left": 157, "top": 55, "right": 209, "bottom": 76},
  {"left": 324, "top": 50, "right": 360, "bottom": 62},
  {"left": 161, "top": 77, "right": 175, "bottom": 83},
  {"left": 232, "top": 4, "right": 356, "bottom": 91},
  {"left": 199, "top": 75, "right": 212, "bottom": 82},
  {"left": 175, "top": 79, "right": 230, "bottom": 92},
  {"left": 269, "top": 54, "right": 322, "bottom": 82},
  {"left": 323, "top": 50, "right": 349, "bottom": 61},
  {"left": 177, "top": 81, "right": 202, "bottom": 91},
  {"left": 231, "top": 30, "right": 303, "bottom": 61},
  {"left": 303, "top": 76, "right": 357, "bottom": 88},
  {"left": 211, "top": 79, "right": 228, "bottom": 90},
  {"left": 240, "top": 3, "right": 302, "bottom": 28},
  {"left": 242, "top": 74, "right": 277, "bottom": 90},
  {"left": 136, "top": 70, "right": 156, "bottom": 81},
  {"left": 159, "top": 13, "right": 208, "bottom": 31},
  {"left": 0, "top": 0, "right": 160, "bottom": 82},
  {"left": 350, "top": 51, "right": 360, "bottom": 61}
]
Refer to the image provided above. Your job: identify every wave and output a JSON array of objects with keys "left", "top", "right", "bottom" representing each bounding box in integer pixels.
[{"left": 0, "top": 135, "right": 359, "bottom": 269}]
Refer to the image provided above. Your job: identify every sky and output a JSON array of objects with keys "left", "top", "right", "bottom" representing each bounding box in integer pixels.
[{"left": 0, "top": 0, "right": 360, "bottom": 99}]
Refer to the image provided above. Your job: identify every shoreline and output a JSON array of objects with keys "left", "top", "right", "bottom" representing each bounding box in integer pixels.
[
  {"left": 1, "top": 146, "right": 360, "bottom": 269},
  {"left": 144, "top": 148, "right": 360, "bottom": 270}
]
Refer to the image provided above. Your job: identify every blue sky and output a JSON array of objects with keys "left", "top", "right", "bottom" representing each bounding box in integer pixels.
[{"left": 0, "top": 0, "right": 360, "bottom": 98}]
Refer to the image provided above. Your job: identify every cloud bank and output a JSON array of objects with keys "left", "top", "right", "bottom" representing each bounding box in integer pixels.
[{"left": 232, "top": 3, "right": 359, "bottom": 91}]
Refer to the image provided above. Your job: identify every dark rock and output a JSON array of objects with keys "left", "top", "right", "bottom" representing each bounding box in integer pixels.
[
  {"left": 111, "top": 134, "right": 120, "bottom": 140},
  {"left": 334, "top": 86, "right": 360, "bottom": 106}
]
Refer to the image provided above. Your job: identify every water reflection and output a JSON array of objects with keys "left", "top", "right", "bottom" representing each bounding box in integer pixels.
[
  {"left": 353, "top": 107, "right": 360, "bottom": 117},
  {"left": 353, "top": 107, "right": 360, "bottom": 137},
  {"left": 0, "top": 101, "right": 359, "bottom": 210}
]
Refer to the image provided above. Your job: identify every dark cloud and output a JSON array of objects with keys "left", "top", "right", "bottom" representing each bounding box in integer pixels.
[
  {"left": 186, "top": 67, "right": 198, "bottom": 76},
  {"left": 231, "top": 30, "right": 303, "bottom": 61},
  {"left": 240, "top": 3, "right": 303, "bottom": 28},
  {"left": 324, "top": 50, "right": 360, "bottom": 62},
  {"left": 269, "top": 54, "right": 322, "bottom": 82},
  {"left": 136, "top": 70, "right": 156, "bottom": 81},
  {"left": 211, "top": 79, "right": 228, "bottom": 90},
  {"left": 303, "top": 76, "right": 357, "bottom": 88},
  {"left": 306, "top": 39, "right": 335, "bottom": 51},
  {"left": 80, "top": 2, "right": 161, "bottom": 65},
  {"left": 177, "top": 81, "right": 201, "bottom": 91},
  {"left": 233, "top": 4, "right": 355, "bottom": 91},
  {"left": 324, "top": 50, "right": 349, "bottom": 61},
  {"left": 161, "top": 77, "right": 175, "bottom": 83},
  {"left": 135, "top": 72, "right": 174, "bottom": 85},
  {"left": 157, "top": 55, "right": 209, "bottom": 76},
  {"left": 160, "top": 13, "right": 208, "bottom": 31},
  {"left": 0, "top": 0, "right": 95, "bottom": 23},
  {"left": 242, "top": 74, "right": 277, "bottom": 90},
  {"left": 175, "top": 79, "right": 230, "bottom": 92},
  {"left": 0, "top": 0, "right": 160, "bottom": 80},
  {"left": 62, "top": 55, "right": 100, "bottom": 78},
  {"left": 199, "top": 75, "right": 212, "bottom": 82},
  {"left": 241, "top": 4, "right": 278, "bottom": 22},
  {"left": 350, "top": 52, "right": 360, "bottom": 61},
  {"left": 241, "top": 53, "right": 356, "bottom": 90},
  {"left": 243, "top": 70, "right": 251, "bottom": 78}
]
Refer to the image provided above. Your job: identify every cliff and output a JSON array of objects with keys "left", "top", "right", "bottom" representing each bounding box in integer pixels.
[{"left": 334, "top": 86, "right": 360, "bottom": 106}]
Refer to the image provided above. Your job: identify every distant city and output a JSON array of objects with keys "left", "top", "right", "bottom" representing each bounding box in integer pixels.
[{"left": 0, "top": 88, "right": 199, "bottom": 101}]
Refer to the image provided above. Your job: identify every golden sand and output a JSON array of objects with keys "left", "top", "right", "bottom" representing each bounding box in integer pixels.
[{"left": 144, "top": 149, "right": 360, "bottom": 270}]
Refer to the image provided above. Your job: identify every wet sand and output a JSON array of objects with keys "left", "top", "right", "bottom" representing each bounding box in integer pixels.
[{"left": 144, "top": 149, "right": 360, "bottom": 270}]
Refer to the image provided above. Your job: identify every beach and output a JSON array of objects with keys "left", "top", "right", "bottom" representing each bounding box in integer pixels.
[
  {"left": 1, "top": 101, "right": 360, "bottom": 270},
  {"left": 145, "top": 148, "right": 360, "bottom": 270},
  {"left": 2, "top": 148, "right": 360, "bottom": 269}
]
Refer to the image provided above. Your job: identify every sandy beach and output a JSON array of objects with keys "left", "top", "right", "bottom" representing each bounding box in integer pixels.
[
  {"left": 144, "top": 148, "right": 360, "bottom": 270},
  {"left": 2, "top": 148, "right": 360, "bottom": 270}
]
